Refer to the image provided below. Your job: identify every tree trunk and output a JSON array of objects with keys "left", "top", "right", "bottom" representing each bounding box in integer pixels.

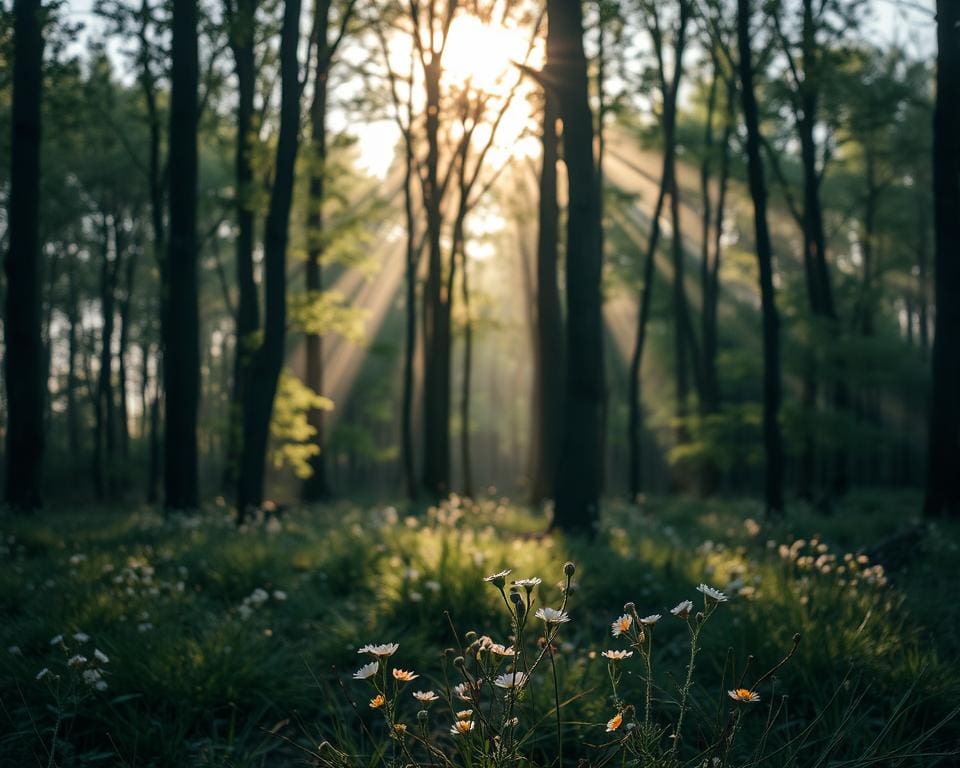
[
  {"left": 94, "top": 216, "right": 121, "bottom": 500},
  {"left": 421, "top": 51, "right": 451, "bottom": 497},
  {"left": 737, "top": 0, "right": 784, "bottom": 517},
  {"left": 163, "top": 0, "right": 200, "bottom": 511},
  {"left": 66, "top": 262, "right": 81, "bottom": 462},
  {"left": 118, "top": 245, "right": 138, "bottom": 461},
  {"left": 400, "top": 102, "right": 418, "bottom": 501},
  {"left": 236, "top": 0, "right": 302, "bottom": 516},
  {"left": 924, "top": 0, "right": 960, "bottom": 518},
  {"left": 458, "top": 226, "right": 473, "bottom": 499},
  {"left": 530, "top": 93, "right": 564, "bottom": 505},
  {"left": 549, "top": 0, "right": 605, "bottom": 534},
  {"left": 4, "top": 0, "right": 45, "bottom": 511},
  {"left": 223, "top": 0, "right": 260, "bottom": 492},
  {"left": 302, "top": 0, "right": 333, "bottom": 502}
]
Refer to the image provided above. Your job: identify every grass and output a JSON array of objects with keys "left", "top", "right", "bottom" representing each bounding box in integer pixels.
[{"left": 0, "top": 493, "right": 957, "bottom": 767}]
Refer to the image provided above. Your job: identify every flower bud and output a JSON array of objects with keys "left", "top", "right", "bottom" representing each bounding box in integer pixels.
[
  {"left": 464, "top": 631, "right": 477, "bottom": 642},
  {"left": 417, "top": 710, "right": 428, "bottom": 722},
  {"left": 454, "top": 655, "right": 466, "bottom": 669},
  {"left": 563, "top": 561, "right": 576, "bottom": 577},
  {"left": 623, "top": 601, "right": 635, "bottom": 613}
]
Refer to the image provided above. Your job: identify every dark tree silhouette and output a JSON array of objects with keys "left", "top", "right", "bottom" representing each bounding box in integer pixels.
[
  {"left": 163, "top": 0, "right": 200, "bottom": 511},
  {"left": 223, "top": 0, "right": 260, "bottom": 494},
  {"left": 924, "top": 0, "right": 960, "bottom": 518},
  {"left": 4, "top": 0, "right": 46, "bottom": 511},
  {"left": 529, "top": 93, "right": 563, "bottom": 505},
  {"left": 237, "top": 0, "right": 303, "bottom": 516},
  {"left": 548, "top": 0, "right": 605, "bottom": 534},
  {"left": 737, "top": 0, "right": 784, "bottom": 516}
]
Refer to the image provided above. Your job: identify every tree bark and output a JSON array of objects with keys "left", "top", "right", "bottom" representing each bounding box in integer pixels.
[
  {"left": 924, "top": 0, "right": 960, "bottom": 518},
  {"left": 163, "top": 0, "right": 200, "bottom": 511},
  {"left": 236, "top": 0, "right": 302, "bottom": 516},
  {"left": 4, "top": 0, "right": 45, "bottom": 510},
  {"left": 530, "top": 94, "right": 564, "bottom": 505},
  {"left": 737, "top": 0, "right": 784, "bottom": 517},
  {"left": 223, "top": 0, "right": 260, "bottom": 492},
  {"left": 549, "top": 0, "right": 605, "bottom": 534}
]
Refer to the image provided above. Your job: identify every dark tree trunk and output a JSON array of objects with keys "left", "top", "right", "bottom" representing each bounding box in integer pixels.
[
  {"left": 924, "top": 0, "right": 960, "bottom": 518},
  {"left": 548, "top": 0, "right": 605, "bottom": 534},
  {"left": 458, "top": 224, "right": 473, "bottom": 498},
  {"left": 163, "top": 0, "right": 200, "bottom": 511},
  {"left": 118, "top": 245, "right": 138, "bottom": 461},
  {"left": 400, "top": 104, "right": 418, "bottom": 501},
  {"left": 530, "top": 94, "right": 564, "bottom": 505},
  {"left": 302, "top": 0, "right": 333, "bottom": 502},
  {"left": 4, "top": 0, "right": 45, "bottom": 511},
  {"left": 917, "top": 180, "right": 930, "bottom": 353},
  {"left": 223, "top": 0, "right": 260, "bottom": 492},
  {"left": 737, "top": 0, "right": 784, "bottom": 517},
  {"left": 66, "top": 262, "right": 81, "bottom": 462},
  {"left": 236, "top": 0, "right": 302, "bottom": 517},
  {"left": 94, "top": 216, "right": 121, "bottom": 500},
  {"left": 421, "top": 52, "right": 450, "bottom": 498}
]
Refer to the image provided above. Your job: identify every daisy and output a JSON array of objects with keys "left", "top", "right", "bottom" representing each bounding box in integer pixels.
[
  {"left": 456, "top": 709, "right": 474, "bottom": 719},
  {"left": 606, "top": 712, "right": 623, "bottom": 732},
  {"left": 671, "top": 600, "right": 694, "bottom": 619},
  {"left": 728, "top": 688, "right": 760, "bottom": 703},
  {"left": 601, "top": 650, "right": 634, "bottom": 661},
  {"left": 611, "top": 614, "right": 632, "bottom": 637},
  {"left": 67, "top": 654, "right": 88, "bottom": 668},
  {"left": 535, "top": 607, "right": 570, "bottom": 624},
  {"left": 392, "top": 668, "right": 419, "bottom": 682},
  {"left": 453, "top": 681, "right": 480, "bottom": 701},
  {"left": 36, "top": 668, "right": 54, "bottom": 681},
  {"left": 73, "top": 632, "right": 90, "bottom": 643},
  {"left": 49, "top": 635, "right": 64, "bottom": 646},
  {"left": 483, "top": 569, "right": 512, "bottom": 586},
  {"left": 493, "top": 672, "right": 527, "bottom": 689},
  {"left": 393, "top": 723, "right": 407, "bottom": 735},
  {"left": 513, "top": 577, "right": 542, "bottom": 590},
  {"left": 697, "top": 584, "right": 728, "bottom": 603},
  {"left": 93, "top": 649, "right": 110, "bottom": 664},
  {"left": 369, "top": 694, "right": 386, "bottom": 709},
  {"left": 489, "top": 643, "right": 515, "bottom": 657},
  {"left": 413, "top": 690, "right": 438, "bottom": 702},
  {"left": 358, "top": 642, "right": 399, "bottom": 657},
  {"left": 450, "top": 719, "right": 475, "bottom": 735},
  {"left": 353, "top": 662, "right": 378, "bottom": 680},
  {"left": 640, "top": 614, "right": 661, "bottom": 626}
]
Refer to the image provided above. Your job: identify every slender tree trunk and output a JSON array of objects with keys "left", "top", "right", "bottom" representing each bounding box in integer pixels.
[
  {"left": 223, "top": 0, "right": 260, "bottom": 492},
  {"left": 94, "top": 216, "right": 120, "bottom": 500},
  {"left": 924, "top": 0, "right": 960, "bottom": 518},
  {"left": 236, "top": 0, "right": 302, "bottom": 516},
  {"left": 458, "top": 227, "right": 473, "bottom": 498},
  {"left": 163, "top": 0, "right": 200, "bottom": 511},
  {"left": 421, "top": 52, "right": 450, "bottom": 497},
  {"left": 4, "top": 0, "right": 45, "bottom": 510},
  {"left": 737, "top": 0, "right": 784, "bottom": 517},
  {"left": 67, "top": 263, "right": 81, "bottom": 462},
  {"left": 917, "top": 180, "right": 930, "bottom": 353},
  {"left": 530, "top": 94, "right": 564, "bottom": 505},
  {"left": 400, "top": 109, "right": 418, "bottom": 501},
  {"left": 549, "top": 0, "right": 605, "bottom": 534},
  {"left": 302, "top": 0, "right": 333, "bottom": 502},
  {"left": 118, "top": 246, "right": 138, "bottom": 462}
]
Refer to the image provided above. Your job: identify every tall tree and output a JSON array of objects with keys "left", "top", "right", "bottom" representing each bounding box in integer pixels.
[
  {"left": 924, "top": 0, "right": 960, "bottom": 518},
  {"left": 548, "top": 0, "right": 605, "bottom": 533},
  {"left": 163, "top": 0, "right": 200, "bottom": 510},
  {"left": 4, "top": 0, "right": 45, "bottom": 510},
  {"left": 236, "top": 0, "right": 303, "bottom": 516},
  {"left": 301, "top": 0, "right": 356, "bottom": 502},
  {"left": 222, "top": 0, "right": 259, "bottom": 493},
  {"left": 737, "top": 0, "right": 783, "bottom": 516},
  {"left": 529, "top": 92, "right": 563, "bottom": 505}
]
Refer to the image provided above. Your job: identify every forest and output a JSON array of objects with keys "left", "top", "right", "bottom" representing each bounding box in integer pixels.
[{"left": 0, "top": 0, "right": 958, "bottom": 765}]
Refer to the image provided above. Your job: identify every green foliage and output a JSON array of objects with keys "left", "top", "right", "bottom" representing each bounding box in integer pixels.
[{"left": 269, "top": 370, "right": 334, "bottom": 478}]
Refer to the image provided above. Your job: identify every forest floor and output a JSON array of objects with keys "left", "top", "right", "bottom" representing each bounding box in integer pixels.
[{"left": 1, "top": 492, "right": 958, "bottom": 767}]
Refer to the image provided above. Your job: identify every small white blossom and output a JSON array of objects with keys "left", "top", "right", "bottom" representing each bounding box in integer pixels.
[
  {"left": 357, "top": 643, "right": 399, "bottom": 657},
  {"left": 697, "top": 584, "right": 728, "bottom": 603},
  {"left": 353, "top": 662, "right": 379, "bottom": 680},
  {"left": 671, "top": 600, "right": 694, "bottom": 618},
  {"left": 493, "top": 672, "right": 527, "bottom": 689},
  {"left": 640, "top": 614, "right": 661, "bottom": 626},
  {"left": 72, "top": 632, "right": 90, "bottom": 643},
  {"left": 535, "top": 607, "right": 570, "bottom": 624}
]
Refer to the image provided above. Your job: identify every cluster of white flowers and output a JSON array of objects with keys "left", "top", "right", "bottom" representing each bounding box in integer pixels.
[
  {"left": 771, "top": 538, "right": 887, "bottom": 587},
  {"left": 38, "top": 632, "right": 112, "bottom": 691},
  {"left": 236, "top": 587, "right": 288, "bottom": 620}
]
